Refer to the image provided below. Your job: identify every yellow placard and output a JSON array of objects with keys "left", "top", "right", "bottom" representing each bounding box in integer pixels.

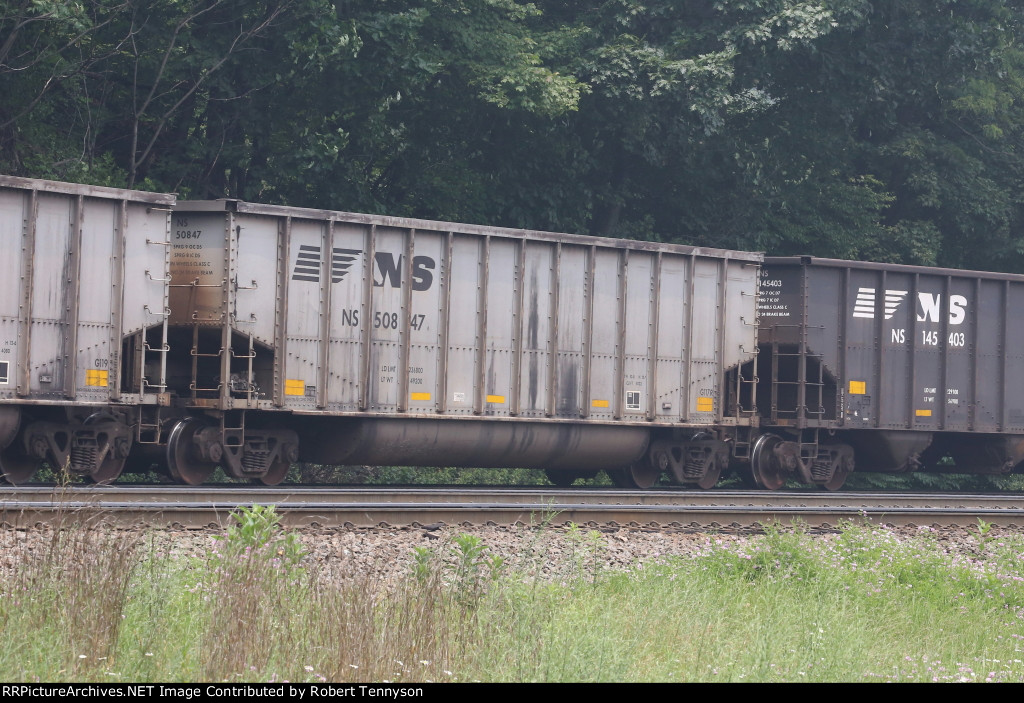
[
  {"left": 284, "top": 379, "right": 306, "bottom": 396},
  {"left": 591, "top": 399, "right": 610, "bottom": 408},
  {"left": 915, "top": 409, "right": 932, "bottom": 417},
  {"left": 696, "top": 396, "right": 714, "bottom": 412},
  {"left": 486, "top": 394, "right": 506, "bottom": 404},
  {"left": 849, "top": 381, "right": 866, "bottom": 395},
  {"left": 85, "top": 369, "right": 109, "bottom": 387},
  {"left": 410, "top": 392, "right": 431, "bottom": 401}
]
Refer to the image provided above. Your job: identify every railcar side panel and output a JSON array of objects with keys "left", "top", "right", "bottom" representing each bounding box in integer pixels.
[
  {"left": 283, "top": 218, "right": 327, "bottom": 410},
  {"left": 652, "top": 255, "right": 686, "bottom": 420},
  {"left": 482, "top": 237, "right": 516, "bottom": 416},
  {"left": 0, "top": 176, "right": 173, "bottom": 403},
  {"left": 325, "top": 222, "right": 369, "bottom": 410},
  {"left": 622, "top": 251, "right": 652, "bottom": 419},
  {"left": 0, "top": 190, "right": 22, "bottom": 391},
  {"left": 174, "top": 200, "right": 761, "bottom": 431},
  {"left": 760, "top": 257, "right": 1024, "bottom": 435},
  {"left": 553, "top": 244, "right": 585, "bottom": 417},
  {"left": 518, "top": 242, "right": 555, "bottom": 418},
  {"left": 688, "top": 258, "right": 724, "bottom": 423},
  {"left": 26, "top": 192, "right": 74, "bottom": 397},
  {"left": 405, "top": 231, "right": 444, "bottom": 414},
  {"left": 168, "top": 211, "right": 226, "bottom": 329},
  {"left": 75, "top": 196, "right": 120, "bottom": 402},
  {"left": 121, "top": 202, "right": 172, "bottom": 341},
  {"left": 224, "top": 213, "right": 277, "bottom": 346},
  {"left": 589, "top": 247, "right": 620, "bottom": 420},
  {"left": 975, "top": 279, "right": 1007, "bottom": 433},
  {"left": 445, "top": 233, "right": 482, "bottom": 415}
]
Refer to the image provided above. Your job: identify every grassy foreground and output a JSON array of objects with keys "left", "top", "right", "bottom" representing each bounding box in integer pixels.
[{"left": 2, "top": 510, "right": 1024, "bottom": 683}]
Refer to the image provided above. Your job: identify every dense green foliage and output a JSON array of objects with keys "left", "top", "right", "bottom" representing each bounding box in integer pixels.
[{"left": 4, "top": 1, "right": 1024, "bottom": 270}]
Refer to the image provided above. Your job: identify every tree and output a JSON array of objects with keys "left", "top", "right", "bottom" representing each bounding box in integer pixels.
[{"left": 3, "top": 0, "right": 1024, "bottom": 274}]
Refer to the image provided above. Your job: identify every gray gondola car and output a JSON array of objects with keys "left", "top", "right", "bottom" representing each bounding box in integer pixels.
[
  {"left": 751, "top": 256, "right": 1024, "bottom": 489},
  {"left": 0, "top": 175, "right": 173, "bottom": 483},
  {"left": 165, "top": 199, "right": 761, "bottom": 486}
]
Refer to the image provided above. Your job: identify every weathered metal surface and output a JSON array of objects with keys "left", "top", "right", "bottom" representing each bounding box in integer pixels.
[
  {"left": 758, "top": 256, "right": 1024, "bottom": 475},
  {"left": 0, "top": 175, "right": 172, "bottom": 404},
  {"left": 299, "top": 418, "right": 649, "bottom": 471},
  {"left": 171, "top": 199, "right": 760, "bottom": 426},
  {"left": 0, "top": 176, "right": 176, "bottom": 205},
  {"left": 759, "top": 256, "right": 1024, "bottom": 433},
  {"left": 167, "top": 199, "right": 760, "bottom": 472}
]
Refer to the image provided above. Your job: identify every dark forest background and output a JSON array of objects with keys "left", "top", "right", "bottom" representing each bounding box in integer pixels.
[{"left": 4, "top": 0, "right": 1024, "bottom": 271}]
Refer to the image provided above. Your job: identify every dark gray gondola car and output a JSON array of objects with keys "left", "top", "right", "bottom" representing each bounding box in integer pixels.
[{"left": 751, "top": 256, "right": 1024, "bottom": 490}]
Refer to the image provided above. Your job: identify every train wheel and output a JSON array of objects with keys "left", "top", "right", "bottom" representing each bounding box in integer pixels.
[
  {"left": 89, "top": 455, "right": 128, "bottom": 484},
  {"left": 167, "top": 418, "right": 217, "bottom": 486},
  {"left": 688, "top": 432, "right": 722, "bottom": 489},
  {"left": 259, "top": 460, "right": 291, "bottom": 486},
  {"left": 0, "top": 445, "right": 41, "bottom": 484},
  {"left": 822, "top": 467, "right": 849, "bottom": 491},
  {"left": 750, "top": 434, "right": 786, "bottom": 491},
  {"left": 820, "top": 450, "right": 853, "bottom": 491},
  {"left": 695, "top": 454, "right": 722, "bottom": 490},
  {"left": 84, "top": 413, "right": 130, "bottom": 484},
  {"left": 733, "top": 459, "right": 759, "bottom": 488},
  {"left": 607, "top": 460, "right": 660, "bottom": 489},
  {"left": 0, "top": 408, "right": 34, "bottom": 484},
  {"left": 0, "top": 407, "right": 20, "bottom": 450}
]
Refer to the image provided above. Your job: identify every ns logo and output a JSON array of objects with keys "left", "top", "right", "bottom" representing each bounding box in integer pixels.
[
  {"left": 854, "top": 288, "right": 969, "bottom": 346},
  {"left": 292, "top": 245, "right": 436, "bottom": 291},
  {"left": 853, "top": 288, "right": 968, "bottom": 325}
]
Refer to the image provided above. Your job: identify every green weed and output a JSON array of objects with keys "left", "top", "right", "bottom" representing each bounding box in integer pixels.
[
  {"left": 213, "top": 504, "right": 306, "bottom": 570},
  {"left": 4, "top": 519, "right": 1024, "bottom": 681}
]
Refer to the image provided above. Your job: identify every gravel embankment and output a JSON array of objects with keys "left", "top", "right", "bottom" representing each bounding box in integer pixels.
[{"left": 10, "top": 522, "right": 998, "bottom": 584}]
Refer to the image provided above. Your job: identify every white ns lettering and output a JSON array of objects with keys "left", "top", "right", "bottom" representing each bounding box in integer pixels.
[{"left": 916, "top": 293, "right": 968, "bottom": 325}]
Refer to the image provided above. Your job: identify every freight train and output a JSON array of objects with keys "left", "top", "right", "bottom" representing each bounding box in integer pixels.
[{"left": 2, "top": 174, "right": 1023, "bottom": 490}]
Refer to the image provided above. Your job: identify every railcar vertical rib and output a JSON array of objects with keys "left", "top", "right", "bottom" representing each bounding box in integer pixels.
[
  {"left": 0, "top": 175, "right": 174, "bottom": 483},
  {"left": 167, "top": 199, "right": 761, "bottom": 484}
]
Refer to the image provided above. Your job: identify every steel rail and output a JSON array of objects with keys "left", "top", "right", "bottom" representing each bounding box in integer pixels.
[{"left": 1, "top": 487, "right": 1023, "bottom": 529}]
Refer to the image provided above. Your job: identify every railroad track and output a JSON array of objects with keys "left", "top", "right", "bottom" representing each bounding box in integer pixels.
[{"left": 1, "top": 486, "right": 1023, "bottom": 529}]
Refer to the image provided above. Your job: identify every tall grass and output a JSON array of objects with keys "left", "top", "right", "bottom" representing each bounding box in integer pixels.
[
  {"left": 3, "top": 512, "right": 1024, "bottom": 682},
  {"left": 0, "top": 516, "right": 141, "bottom": 679}
]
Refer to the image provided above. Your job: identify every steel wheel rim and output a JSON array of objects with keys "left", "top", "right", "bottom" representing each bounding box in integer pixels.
[
  {"left": 750, "top": 434, "right": 785, "bottom": 491},
  {"left": 695, "top": 455, "right": 721, "bottom": 489},
  {"left": 609, "top": 461, "right": 660, "bottom": 489},
  {"left": 167, "top": 418, "right": 217, "bottom": 486},
  {"left": 84, "top": 414, "right": 129, "bottom": 484},
  {"left": 89, "top": 455, "right": 127, "bottom": 485},
  {"left": 0, "top": 446, "right": 41, "bottom": 485},
  {"left": 259, "top": 460, "right": 291, "bottom": 486},
  {"left": 822, "top": 460, "right": 849, "bottom": 491}
]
